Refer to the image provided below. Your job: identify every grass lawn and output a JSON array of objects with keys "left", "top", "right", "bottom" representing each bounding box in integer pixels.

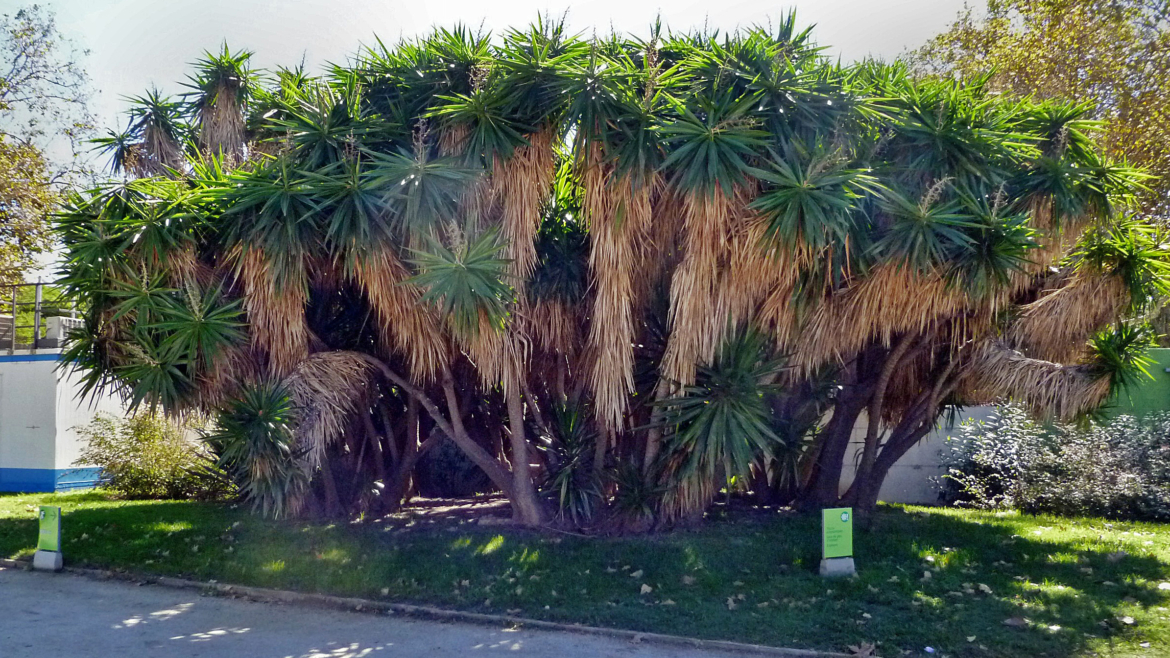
[{"left": 2, "top": 491, "right": 1169, "bottom": 657}]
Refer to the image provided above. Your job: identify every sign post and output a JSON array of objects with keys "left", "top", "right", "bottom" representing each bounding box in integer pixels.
[
  {"left": 820, "top": 507, "right": 856, "bottom": 577},
  {"left": 33, "top": 506, "right": 63, "bottom": 571}
]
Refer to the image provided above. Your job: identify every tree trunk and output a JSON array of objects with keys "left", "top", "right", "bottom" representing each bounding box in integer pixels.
[
  {"left": 751, "top": 464, "right": 780, "bottom": 506},
  {"left": 854, "top": 422, "right": 933, "bottom": 514},
  {"left": 385, "top": 408, "right": 420, "bottom": 510},
  {"left": 358, "top": 355, "right": 516, "bottom": 499},
  {"left": 802, "top": 383, "right": 870, "bottom": 509},
  {"left": 854, "top": 334, "right": 916, "bottom": 497},
  {"left": 318, "top": 452, "right": 342, "bottom": 517},
  {"left": 386, "top": 406, "right": 442, "bottom": 512},
  {"left": 521, "top": 378, "right": 555, "bottom": 442},
  {"left": 555, "top": 354, "right": 568, "bottom": 402},
  {"left": 506, "top": 385, "right": 546, "bottom": 526},
  {"left": 594, "top": 427, "right": 611, "bottom": 473},
  {"left": 853, "top": 361, "right": 960, "bottom": 514},
  {"left": 440, "top": 369, "right": 515, "bottom": 497},
  {"left": 365, "top": 413, "right": 388, "bottom": 487},
  {"left": 642, "top": 377, "right": 671, "bottom": 474}
]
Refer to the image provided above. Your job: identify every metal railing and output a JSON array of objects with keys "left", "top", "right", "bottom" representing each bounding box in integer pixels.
[{"left": 2, "top": 282, "right": 79, "bottom": 354}]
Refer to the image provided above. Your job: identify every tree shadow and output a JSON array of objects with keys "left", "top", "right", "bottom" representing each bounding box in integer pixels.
[{"left": 831, "top": 506, "right": 1170, "bottom": 656}]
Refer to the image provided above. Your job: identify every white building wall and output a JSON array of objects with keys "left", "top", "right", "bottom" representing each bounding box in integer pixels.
[
  {"left": 838, "top": 407, "right": 993, "bottom": 505},
  {"left": 54, "top": 365, "right": 126, "bottom": 470},
  {"left": 0, "top": 358, "right": 59, "bottom": 471},
  {"left": 0, "top": 352, "right": 127, "bottom": 491}
]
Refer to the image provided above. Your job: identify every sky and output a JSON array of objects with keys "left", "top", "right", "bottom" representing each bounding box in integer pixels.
[{"left": 7, "top": 0, "right": 974, "bottom": 280}]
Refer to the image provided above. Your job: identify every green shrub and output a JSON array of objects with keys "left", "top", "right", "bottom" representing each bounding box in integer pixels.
[
  {"left": 204, "top": 381, "right": 307, "bottom": 518},
  {"left": 538, "top": 401, "right": 603, "bottom": 528},
  {"left": 74, "top": 413, "right": 231, "bottom": 500},
  {"left": 944, "top": 405, "right": 1170, "bottom": 521}
]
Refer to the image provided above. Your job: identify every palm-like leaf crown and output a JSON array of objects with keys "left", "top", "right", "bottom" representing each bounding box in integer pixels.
[
  {"left": 658, "top": 327, "right": 784, "bottom": 482},
  {"left": 186, "top": 44, "right": 253, "bottom": 157}
]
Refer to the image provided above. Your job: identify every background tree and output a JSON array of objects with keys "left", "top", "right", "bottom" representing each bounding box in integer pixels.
[
  {"left": 0, "top": 4, "right": 92, "bottom": 285},
  {"left": 0, "top": 137, "right": 55, "bottom": 284},
  {"left": 910, "top": 0, "right": 1170, "bottom": 216}
]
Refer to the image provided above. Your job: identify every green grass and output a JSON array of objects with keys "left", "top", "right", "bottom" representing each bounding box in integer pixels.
[{"left": 2, "top": 492, "right": 1169, "bottom": 657}]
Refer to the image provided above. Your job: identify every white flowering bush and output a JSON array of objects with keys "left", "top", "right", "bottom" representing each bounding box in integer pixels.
[{"left": 944, "top": 405, "right": 1170, "bottom": 520}]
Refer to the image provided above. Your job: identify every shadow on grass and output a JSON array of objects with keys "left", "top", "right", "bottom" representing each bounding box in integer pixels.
[
  {"left": 2, "top": 496, "right": 1167, "bottom": 657},
  {"left": 848, "top": 507, "right": 1169, "bottom": 656}
]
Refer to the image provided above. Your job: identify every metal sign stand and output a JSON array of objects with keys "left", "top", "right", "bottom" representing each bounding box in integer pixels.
[{"left": 820, "top": 507, "right": 856, "bottom": 577}]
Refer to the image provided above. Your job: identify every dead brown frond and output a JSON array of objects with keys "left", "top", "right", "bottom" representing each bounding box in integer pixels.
[
  {"left": 880, "top": 345, "right": 933, "bottom": 423},
  {"left": 642, "top": 186, "right": 684, "bottom": 282},
  {"left": 238, "top": 246, "right": 309, "bottom": 377},
  {"left": 163, "top": 243, "right": 200, "bottom": 290},
  {"left": 199, "top": 86, "right": 246, "bottom": 160},
  {"left": 192, "top": 342, "right": 261, "bottom": 412},
  {"left": 437, "top": 124, "right": 496, "bottom": 232},
  {"left": 522, "top": 295, "right": 583, "bottom": 404},
  {"left": 1028, "top": 226, "right": 1080, "bottom": 274},
  {"left": 793, "top": 263, "right": 967, "bottom": 371},
  {"left": 1008, "top": 272, "right": 1128, "bottom": 363},
  {"left": 720, "top": 211, "right": 797, "bottom": 345},
  {"left": 439, "top": 123, "right": 471, "bottom": 157},
  {"left": 959, "top": 340, "right": 1111, "bottom": 421},
  {"left": 493, "top": 126, "right": 557, "bottom": 285},
  {"left": 1023, "top": 192, "right": 1096, "bottom": 275},
  {"left": 285, "top": 350, "right": 375, "bottom": 471},
  {"left": 352, "top": 247, "right": 447, "bottom": 381},
  {"left": 759, "top": 282, "right": 800, "bottom": 349},
  {"left": 661, "top": 189, "right": 738, "bottom": 387},
  {"left": 463, "top": 311, "right": 507, "bottom": 388},
  {"left": 526, "top": 297, "right": 577, "bottom": 358},
  {"left": 657, "top": 469, "right": 716, "bottom": 526},
  {"left": 462, "top": 309, "right": 531, "bottom": 400},
  {"left": 877, "top": 310, "right": 989, "bottom": 424},
  {"left": 141, "top": 122, "right": 185, "bottom": 175},
  {"left": 585, "top": 159, "right": 657, "bottom": 429}
]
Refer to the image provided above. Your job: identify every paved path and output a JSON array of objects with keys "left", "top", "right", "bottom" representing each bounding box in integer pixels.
[{"left": 0, "top": 567, "right": 750, "bottom": 658}]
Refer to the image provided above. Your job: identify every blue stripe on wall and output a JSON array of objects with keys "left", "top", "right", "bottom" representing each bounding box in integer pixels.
[
  {"left": 0, "top": 467, "right": 101, "bottom": 493},
  {"left": 0, "top": 353, "right": 61, "bottom": 363}
]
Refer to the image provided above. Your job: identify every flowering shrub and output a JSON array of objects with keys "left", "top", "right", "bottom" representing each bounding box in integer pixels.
[{"left": 944, "top": 405, "right": 1170, "bottom": 521}]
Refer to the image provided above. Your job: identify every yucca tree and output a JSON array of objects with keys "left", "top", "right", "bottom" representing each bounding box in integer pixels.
[
  {"left": 60, "top": 18, "right": 1169, "bottom": 528},
  {"left": 422, "top": 20, "right": 585, "bottom": 524},
  {"left": 558, "top": 30, "right": 671, "bottom": 474},
  {"left": 186, "top": 44, "right": 252, "bottom": 159},
  {"left": 89, "top": 124, "right": 137, "bottom": 178},
  {"left": 90, "top": 90, "right": 190, "bottom": 178},
  {"left": 656, "top": 327, "right": 784, "bottom": 521},
  {"left": 791, "top": 69, "right": 1159, "bottom": 515}
]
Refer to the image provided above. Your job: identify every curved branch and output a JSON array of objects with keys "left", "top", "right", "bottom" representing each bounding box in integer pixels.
[
  {"left": 856, "top": 331, "right": 918, "bottom": 489},
  {"left": 356, "top": 353, "right": 515, "bottom": 497}
]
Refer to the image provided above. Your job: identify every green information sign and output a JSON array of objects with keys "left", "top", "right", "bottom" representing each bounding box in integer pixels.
[
  {"left": 38, "top": 506, "right": 61, "bottom": 553},
  {"left": 822, "top": 507, "right": 853, "bottom": 559}
]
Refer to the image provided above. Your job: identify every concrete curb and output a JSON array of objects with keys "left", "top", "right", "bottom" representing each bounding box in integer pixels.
[{"left": 1, "top": 557, "right": 849, "bottom": 658}]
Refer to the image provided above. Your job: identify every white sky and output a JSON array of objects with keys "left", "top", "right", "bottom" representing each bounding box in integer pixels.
[{"left": 9, "top": 0, "right": 973, "bottom": 280}]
